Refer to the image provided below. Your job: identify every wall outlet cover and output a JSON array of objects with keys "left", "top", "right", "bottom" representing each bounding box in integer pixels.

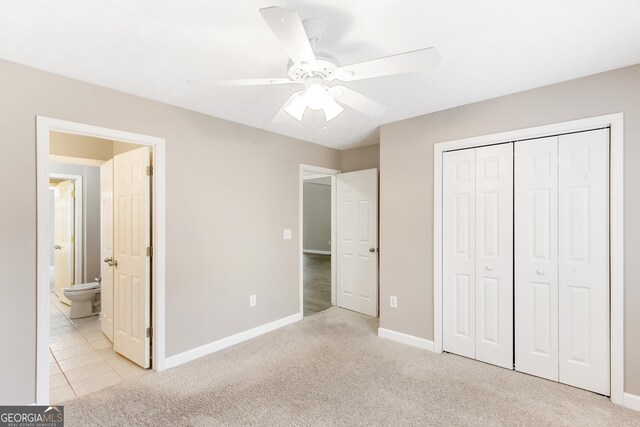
[
  {"left": 283, "top": 229, "right": 292, "bottom": 240},
  {"left": 390, "top": 296, "right": 398, "bottom": 308},
  {"left": 250, "top": 295, "right": 257, "bottom": 307}
]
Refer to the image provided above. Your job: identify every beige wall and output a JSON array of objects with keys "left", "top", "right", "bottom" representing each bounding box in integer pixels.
[
  {"left": 303, "top": 180, "right": 331, "bottom": 252},
  {"left": 0, "top": 59, "right": 340, "bottom": 404},
  {"left": 340, "top": 144, "right": 379, "bottom": 172},
  {"left": 379, "top": 63, "right": 640, "bottom": 395},
  {"left": 50, "top": 132, "right": 141, "bottom": 160},
  {"left": 50, "top": 131, "right": 113, "bottom": 160}
]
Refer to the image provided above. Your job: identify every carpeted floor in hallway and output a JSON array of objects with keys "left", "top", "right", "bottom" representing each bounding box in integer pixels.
[{"left": 63, "top": 307, "right": 640, "bottom": 426}]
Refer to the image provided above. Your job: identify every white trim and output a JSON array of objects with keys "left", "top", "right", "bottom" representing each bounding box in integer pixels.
[
  {"left": 36, "top": 116, "right": 167, "bottom": 405},
  {"left": 49, "top": 154, "right": 106, "bottom": 167},
  {"left": 303, "top": 249, "right": 331, "bottom": 255},
  {"left": 164, "top": 312, "right": 303, "bottom": 369},
  {"left": 50, "top": 173, "right": 83, "bottom": 283},
  {"left": 624, "top": 393, "right": 640, "bottom": 412},
  {"left": 433, "top": 113, "right": 624, "bottom": 404},
  {"left": 378, "top": 328, "right": 436, "bottom": 352},
  {"left": 299, "top": 164, "right": 341, "bottom": 312}
]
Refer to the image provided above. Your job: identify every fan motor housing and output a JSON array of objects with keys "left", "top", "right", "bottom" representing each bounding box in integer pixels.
[{"left": 288, "top": 51, "right": 339, "bottom": 81}]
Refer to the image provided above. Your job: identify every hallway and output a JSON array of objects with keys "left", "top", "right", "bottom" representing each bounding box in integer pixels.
[{"left": 303, "top": 253, "right": 331, "bottom": 316}]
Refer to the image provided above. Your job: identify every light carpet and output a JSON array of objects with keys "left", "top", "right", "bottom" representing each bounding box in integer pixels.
[{"left": 64, "top": 307, "right": 640, "bottom": 426}]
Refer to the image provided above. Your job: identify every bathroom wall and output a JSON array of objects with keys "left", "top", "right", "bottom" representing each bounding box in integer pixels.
[
  {"left": 303, "top": 178, "right": 331, "bottom": 253},
  {"left": 50, "top": 132, "right": 113, "bottom": 161},
  {"left": 49, "top": 163, "right": 101, "bottom": 283},
  {"left": 0, "top": 58, "right": 341, "bottom": 404}
]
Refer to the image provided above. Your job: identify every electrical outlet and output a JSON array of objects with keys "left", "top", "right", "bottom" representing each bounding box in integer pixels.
[
  {"left": 250, "top": 295, "right": 257, "bottom": 307},
  {"left": 390, "top": 296, "right": 398, "bottom": 308},
  {"left": 283, "top": 229, "right": 292, "bottom": 240}
]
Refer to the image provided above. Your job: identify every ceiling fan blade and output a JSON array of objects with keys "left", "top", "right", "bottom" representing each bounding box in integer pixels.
[
  {"left": 190, "top": 77, "right": 296, "bottom": 87},
  {"left": 259, "top": 6, "right": 319, "bottom": 72},
  {"left": 334, "top": 47, "right": 441, "bottom": 82},
  {"left": 330, "top": 86, "right": 387, "bottom": 117},
  {"left": 272, "top": 91, "right": 305, "bottom": 123}
]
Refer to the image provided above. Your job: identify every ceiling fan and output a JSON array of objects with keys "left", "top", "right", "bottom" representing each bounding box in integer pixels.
[{"left": 196, "top": 6, "right": 441, "bottom": 123}]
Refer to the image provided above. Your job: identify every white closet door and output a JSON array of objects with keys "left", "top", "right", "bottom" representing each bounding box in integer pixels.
[
  {"left": 558, "top": 129, "right": 610, "bottom": 396},
  {"left": 336, "top": 168, "right": 378, "bottom": 317},
  {"left": 443, "top": 149, "right": 476, "bottom": 359},
  {"left": 474, "top": 144, "right": 513, "bottom": 369},
  {"left": 515, "top": 137, "right": 559, "bottom": 380}
]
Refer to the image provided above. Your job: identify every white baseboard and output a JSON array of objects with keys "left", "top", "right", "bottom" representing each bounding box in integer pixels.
[
  {"left": 624, "top": 392, "right": 640, "bottom": 412},
  {"left": 303, "top": 249, "right": 331, "bottom": 255},
  {"left": 378, "top": 328, "right": 436, "bottom": 352},
  {"left": 165, "top": 312, "right": 303, "bottom": 369}
]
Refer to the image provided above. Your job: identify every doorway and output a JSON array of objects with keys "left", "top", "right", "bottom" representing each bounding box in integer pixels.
[
  {"left": 302, "top": 172, "right": 333, "bottom": 316},
  {"left": 299, "top": 165, "right": 380, "bottom": 318},
  {"left": 300, "top": 166, "right": 339, "bottom": 316},
  {"left": 36, "top": 117, "right": 166, "bottom": 405}
]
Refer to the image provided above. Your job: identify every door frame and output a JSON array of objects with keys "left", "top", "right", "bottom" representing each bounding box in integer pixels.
[
  {"left": 433, "top": 112, "right": 624, "bottom": 404},
  {"left": 36, "top": 116, "right": 167, "bottom": 405},
  {"left": 299, "top": 164, "right": 340, "bottom": 313},
  {"left": 49, "top": 173, "right": 83, "bottom": 283}
]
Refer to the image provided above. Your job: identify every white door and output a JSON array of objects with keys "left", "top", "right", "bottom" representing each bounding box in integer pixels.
[
  {"left": 515, "top": 136, "right": 559, "bottom": 381},
  {"left": 113, "top": 146, "right": 151, "bottom": 368},
  {"left": 100, "top": 159, "right": 114, "bottom": 342},
  {"left": 558, "top": 129, "right": 610, "bottom": 395},
  {"left": 474, "top": 144, "right": 513, "bottom": 369},
  {"left": 337, "top": 168, "right": 378, "bottom": 317},
  {"left": 54, "top": 180, "right": 75, "bottom": 305},
  {"left": 442, "top": 148, "right": 476, "bottom": 359}
]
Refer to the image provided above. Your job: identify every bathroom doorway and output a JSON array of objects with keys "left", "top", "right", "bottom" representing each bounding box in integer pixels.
[{"left": 36, "top": 117, "right": 166, "bottom": 405}]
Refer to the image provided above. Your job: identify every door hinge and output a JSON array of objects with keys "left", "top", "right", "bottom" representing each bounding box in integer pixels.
[
  {"left": 71, "top": 235, "right": 75, "bottom": 244},
  {"left": 146, "top": 327, "right": 153, "bottom": 338},
  {"left": 71, "top": 190, "right": 75, "bottom": 198},
  {"left": 146, "top": 246, "right": 153, "bottom": 257},
  {"left": 146, "top": 165, "right": 153, "bottom": 176}
]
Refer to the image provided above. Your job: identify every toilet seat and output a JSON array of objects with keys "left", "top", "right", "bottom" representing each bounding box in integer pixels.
[{"left": 65, "top": 282, "right": 100, "bottom": 292}]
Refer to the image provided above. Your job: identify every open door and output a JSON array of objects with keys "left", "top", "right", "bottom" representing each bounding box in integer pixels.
[
  {"left": 113, "top": 146, "right": 151, "bottom": 368},
  {"left": 54, "top": 180, "right": 75, "bottom": 305},
  {"left": 100, "top": 159, "right": 114, "bottom": 342},
  {"left": 336, "top": 168, "right": 378, "bottom": 317}
]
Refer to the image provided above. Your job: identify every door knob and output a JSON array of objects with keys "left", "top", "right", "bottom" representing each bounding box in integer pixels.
[
  {"left": 54, "top": 245, "right": 61, "bottom": 250},
  {"left": 536, "top": 269, "right": 545, "bottom": 276},
  {"left": 369, "top": 248, "right": 376, "bottom": 253},
  {"left": 104, "top": 257, "right": 118, "bottom": 267},
  {"left": 485, "top": 265, "right": 493, "bottom": 271}
]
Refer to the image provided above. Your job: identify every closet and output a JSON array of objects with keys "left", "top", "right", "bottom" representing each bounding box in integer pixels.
[{"left": 442, "top": 128, "right": 610, "bottom": 396}]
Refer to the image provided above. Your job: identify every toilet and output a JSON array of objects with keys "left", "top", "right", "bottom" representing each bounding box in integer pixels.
[{"left": 63, "top": 282, "right": 101, "bottom": 319}]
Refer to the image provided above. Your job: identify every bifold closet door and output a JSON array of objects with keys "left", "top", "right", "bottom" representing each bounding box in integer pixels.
[
  {"left": 474, "top": 144, "right": 513, "bottom": 368},
  {"left": 443, "top": 148, "right": 476, "bottom": 359},
  {"left": 443, "top": 144, "right": 513, "bottom": 368},
  {"left": 515, "top": 129, "right": 610, "bottom": 396},
  {"left": 558, "top": 130, "right": 610, "bottom": 396},
  {"left": 515, "top": 136, "right": 559, "bottom": 381}
]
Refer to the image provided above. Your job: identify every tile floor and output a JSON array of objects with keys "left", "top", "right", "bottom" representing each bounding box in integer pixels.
[{"left": 49, "top": 292, "right": 149, "bottom": 404}]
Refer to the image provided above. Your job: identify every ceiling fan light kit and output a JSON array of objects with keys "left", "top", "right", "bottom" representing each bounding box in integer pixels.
[{"left": 195, "top": 6, "right": 441, "bottom": 124}]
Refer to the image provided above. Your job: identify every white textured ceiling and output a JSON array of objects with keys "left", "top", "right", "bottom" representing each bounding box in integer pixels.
[{"left": 1, "top": 1, "right": 640, "bottom": 149}]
